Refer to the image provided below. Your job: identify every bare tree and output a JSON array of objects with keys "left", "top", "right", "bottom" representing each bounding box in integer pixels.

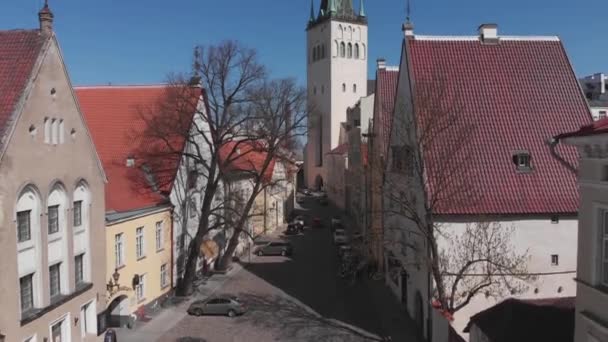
[
  {"left": 382, "top": 76, "right": 533, "bottom": 313},
  {"left": 133, "top": 41, "right": 307, "bottom": 294},
  {"left": 215, "top": 78, "right": 308, "bottom": 271}
]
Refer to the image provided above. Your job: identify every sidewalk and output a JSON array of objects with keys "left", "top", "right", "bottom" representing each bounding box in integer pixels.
[{"left": 114, "top": 262, "right": 246, "bottom": 342}]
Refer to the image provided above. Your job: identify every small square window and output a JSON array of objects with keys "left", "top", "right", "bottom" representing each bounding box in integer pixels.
[
  {"left": 599, "top": 111, "right": 607, "bottom": 119},
  {"left": 513, "top": 151, "right": 532, "bottom": 171},
  {"left": 551, "top": 254, "right": 559, "bottom": 266},
  {"left": 551, "top": 215, "right": 559, "bottom": 224}
]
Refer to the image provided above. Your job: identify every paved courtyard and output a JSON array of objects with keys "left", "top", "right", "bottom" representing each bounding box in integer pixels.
[{"left": 120, "top": 195, "right": 422, "bottom": 342}]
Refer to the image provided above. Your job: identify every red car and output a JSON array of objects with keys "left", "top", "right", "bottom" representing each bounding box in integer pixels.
[{"left": 312, "top": 217, "right": 323, "bottom": 228}]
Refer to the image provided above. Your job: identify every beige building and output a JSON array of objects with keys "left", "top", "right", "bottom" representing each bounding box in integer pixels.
[
  {"left": 560, "top": 122, "right": 608, "bottom": 342},
  {"left": 0, "top": 4, "right": 107, "bottom": 342}
]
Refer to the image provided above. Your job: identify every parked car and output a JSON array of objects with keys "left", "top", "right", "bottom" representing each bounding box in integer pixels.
[
  {"left": 331, "top": 216, "right": 341, "bottom": 226},
  {"left": 333, "top": 229, "right": 349, "bottom": 245},
  {"left": 187, "top": 295, "right": 247, "bottom": 317},
  {"left": 284, "top": 223, "right": 301, "bottom": 235},
  {"left": 255, "top": 241, "right": 293, "bottom": 256},
  {"left": 312, "top": 217, "right": 323, "bottom": 229},
  {"left": 294, "top": 215, "right": 305, "bottom": 228},
  {"left": 337, "top": 244, "right": 352, "bottom": 258}
]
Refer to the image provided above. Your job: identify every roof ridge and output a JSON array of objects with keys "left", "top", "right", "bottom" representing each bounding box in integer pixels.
[
  {"left": 413, "top": 35, "right": 560, "bottom": 42},
  {"left": 74, "top": 84, "right": 169, "bottom": 89},
  {"left": 0, "top": 28, "right": 39, "bottom": 33}
]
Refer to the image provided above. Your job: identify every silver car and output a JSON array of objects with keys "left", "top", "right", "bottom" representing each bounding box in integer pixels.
[{"left": 187, "top": 295, "right": 247, "bottom": 317}]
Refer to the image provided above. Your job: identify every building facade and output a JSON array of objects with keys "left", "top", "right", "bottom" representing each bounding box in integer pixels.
[
  {"left": 560, "top": 121, "right": 608, "bottom": 342},
  {"left": 304, "top": 0, "right": 368, "bottom": 190},
  {"left": 385, "top": 23, "right": 591, "bottom": 339},
  {"left": 104, "top": 208, "right": 172, "bottom": 327},
  {"left": 0, "top": 5, "right": 107, "bottom": 341},
  {"left": 580, "top": 73, "right": 608, "bottom": 121}
]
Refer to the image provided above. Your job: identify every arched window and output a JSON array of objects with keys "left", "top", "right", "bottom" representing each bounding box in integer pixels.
[
  {"left": 338, "top": 25, "right": 344, "bottom": 39},
  {"left": 313, "top": 86, "right": 317, "bottom": 95},
  {"left": 321, "top": 45, "right": 325, "bottom": 59},
  {"left": 313, "top": 46, "right": 318, "bottom": 62},
  {"left": 16, "top": 185, "right": 43, "bottom": 312},
  {"left": 347, "top": 43, "right": 353, "bottom": 58},
  {"left": 340, "top": 42, "right": 345, "bottom": 57},
  {"left": 334, "top": 40, "right": 339, "bottom": 57},
  {"left": 47, "top": 183, "right": 69, "bottom": 295},
  {"left": 353, "top": 84, "right": 357, "bottom": 93},
  {"left": 362, "top": 43, "right": 367, "bottom": 59},
  {"left": 354, "top": 44, "right": 360, "bottom": 59},
  {"left": 348, "top": 26, "right": 353, "bottom": 40},
  {"left": 311, "top": 48, "right": 315, "bottom": 63},
  {"left": 342, "top": 83, "right": 346, "bottom": 92}
]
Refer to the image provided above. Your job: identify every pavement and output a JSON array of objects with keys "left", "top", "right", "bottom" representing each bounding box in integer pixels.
[{"left": 114, "top": 192, "right": 422, "bottom": 342}]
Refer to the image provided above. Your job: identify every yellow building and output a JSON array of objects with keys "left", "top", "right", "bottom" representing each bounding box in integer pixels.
[
  {"left": 77, "top": 86, "right": 186, "bottom": 329},
  {"left": 104, "top": 207, "right": 173, "bottom": 327}
]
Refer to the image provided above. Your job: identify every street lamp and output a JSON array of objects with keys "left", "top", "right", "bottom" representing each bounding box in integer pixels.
[{"left": 106, "top": 269, "right": 121, "bottom": 295}]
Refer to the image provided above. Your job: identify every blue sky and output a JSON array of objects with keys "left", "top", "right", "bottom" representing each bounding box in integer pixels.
[{"left": 1, "top": 0, "right": 605, "bottom": 85}]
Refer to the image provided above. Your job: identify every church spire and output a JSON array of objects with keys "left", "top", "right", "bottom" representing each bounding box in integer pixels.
[
  {"left": 359, "top": 0, "right": 366, "bottom": 17},
  {"left": 309, "top": 0, "right": 316, "bottom": 22}
]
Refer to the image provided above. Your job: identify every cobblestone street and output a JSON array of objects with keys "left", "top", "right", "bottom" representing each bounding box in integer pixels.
[{"left": 130, "top": 195, "right": 421, "bottom": 342}]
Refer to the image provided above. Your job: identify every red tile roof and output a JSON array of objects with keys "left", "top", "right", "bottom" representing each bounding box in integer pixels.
[
  {"left": 219, "top": 141, "right": 276, "bottom": 184},
  {"left": 0, "top": 30, "right": 45, "bottom": 145},
  {"left": 557, "top": 116, "right": 608, "bottom": 139},
  {"left": 405, "top": 36, "right": 592, "bottom": 214},
  {"left": 76, "top": 85, "right": 201, "bottom": 213},
  {"left": 463, "top": 297, "right": 575, "bottom": 342},
  {"left": 373, "top": 68, "right": 399, "bottom": 158}
]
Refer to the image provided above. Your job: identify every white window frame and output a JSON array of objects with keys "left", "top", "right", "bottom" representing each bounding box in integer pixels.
[
  {"left": 160, "top": 264, "right": 168, "bottom": 288},
  {"left": 136, "top": 273, "right": 146, "bottom": 302},
  {"left": 136, "top": 227, "right": 145, "bottom": 259},
  {"left": 115, "top": 233, "right": 124, "bottom": 268},
  {"left": 49, "top": 313, "right": 70, "bottom": 342},
  {"left": 155, "top": 221, "right": 164, "bottom": 251},
  {"left": 80, "top": 300, "right": 96, "bottom": 337}
]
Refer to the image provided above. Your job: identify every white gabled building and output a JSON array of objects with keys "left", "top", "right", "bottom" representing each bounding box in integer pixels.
[
  {"left": 384, "top": 23, "right": 592, "bottom": 340},
  {"left": 304, "top": 0, "right": 368, "bottom": 190},
  {"left": 559, "top": 119, "right": 608, "bottom": 342}
]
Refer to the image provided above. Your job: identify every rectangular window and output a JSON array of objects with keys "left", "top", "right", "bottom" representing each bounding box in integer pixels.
[
  {"left": 136, "top": 227, "right": 145, "bottom": 259},
  {"left": 136, "top": 274, "right": 145, "bottom": 301},
  {"left": 75, "top": 254, "right": 84, "bottom": 286},
  {"left": 17, "top": 210, "right": 32, "bottom": 243},
  {"left": 155, "top": 221, "right": 163, "bottom": 251},
  {"left": 20, "top": 274, "right": 34, "bottom": 312},
  {"left": 51, "top": 118, "right": 58, "bottom": 145},
  {"left": 114, "top": 233, "right": 124, "bottom": 268},
  {"left": 599, "top": 111, "right": 607, "bottom": 120},
  {"left": 48, "top": 205, "right": 59, "bottom": 234},
  {"left": 49, "top": 263, "right": 61, "bottom": 300},
  {"left": 73, "top": 200, "right": 82, "bottom": 227},
  {"left": 51, "top": 320, "right": 63, "bottom": 342},
  {"left": 551, "top": 254, "right": 559, "bottom": 266},
  {"left": 80, "top": 301, "right": 96, "bottom": 337},
  {"left": 160, "top": 264, "right": 168, "bottom": 288},
  {"left": 59, "top": 119, "right": 64, "bottom": 144},
  {"left": 44, "top": 117, "right": 51, "bottom": 144}
]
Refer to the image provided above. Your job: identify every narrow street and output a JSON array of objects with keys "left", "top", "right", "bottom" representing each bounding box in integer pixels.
[{"left": 157, "top": 194, "right": 421, "bottom": 342}]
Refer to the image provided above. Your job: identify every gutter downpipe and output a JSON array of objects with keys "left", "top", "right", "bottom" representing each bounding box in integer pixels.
[{"left": 547, "top": 137, "right": 578, "bottom": 175}]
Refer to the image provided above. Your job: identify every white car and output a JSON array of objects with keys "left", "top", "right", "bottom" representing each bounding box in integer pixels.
[{"left": 333, "top": 229, "right": 349, "bottom": 245}]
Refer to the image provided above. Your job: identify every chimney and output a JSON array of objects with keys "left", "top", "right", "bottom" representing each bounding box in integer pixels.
[
  {"left": 38, "top": 0, "right": 54, "bottom": 37},
  {"left": 377, "top": 58, "right": 386, "bottom": 70},
  {"left": 402, "top": 22, "right": 414, "bottom": 37},
  {"left": 478, "top": 23, "right": 499, "bottom": 44}
]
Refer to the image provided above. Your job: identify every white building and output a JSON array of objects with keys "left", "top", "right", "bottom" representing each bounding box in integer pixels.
[
  {"left": 580, "top": 73, "right": 608, "bottom": 120},
  {"left": 304, "top": 0, "right": 368, "bottom": 190},
  {"left": 384, "top": 23, "right": 592, "bottom": 340},
  {"left": 559, "top": 121, "right": 608, "bottom": 342}
]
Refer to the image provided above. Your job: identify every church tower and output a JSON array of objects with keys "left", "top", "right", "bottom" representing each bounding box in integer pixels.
[{"left": 304, "top": 0, "right": 368, "bottom": 189}]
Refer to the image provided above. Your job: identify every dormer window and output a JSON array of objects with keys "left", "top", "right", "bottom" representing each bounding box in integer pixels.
[{"left": 513, "top": 151, "right": 532, "bottom": 172}]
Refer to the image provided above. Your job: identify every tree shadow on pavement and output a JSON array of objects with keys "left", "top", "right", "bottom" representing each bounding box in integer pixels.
[{"left": 235, "top": 293, "right": 384, "bottom": 342}]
